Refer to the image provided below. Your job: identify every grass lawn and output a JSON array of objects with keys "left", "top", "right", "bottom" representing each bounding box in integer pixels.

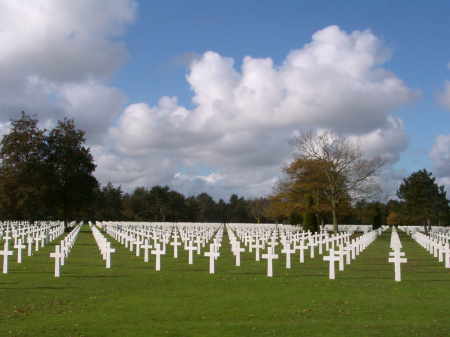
[{"left": 0, "top": 227, "right": 449, "bottom": 337}]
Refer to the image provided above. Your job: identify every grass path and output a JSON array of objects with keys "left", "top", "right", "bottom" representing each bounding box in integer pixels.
[{"left": 0, "top": 227, "right": 448, "bottom": 337}]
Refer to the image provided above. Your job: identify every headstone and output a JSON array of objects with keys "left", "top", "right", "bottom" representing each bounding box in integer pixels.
[
  {"left": 0, "top": 241, "right": 13, "bottom": 274},
  {"left": 170, "top": 236, "right": 181, "bottom": 258},
  {"left": 14, "top": 239, "right": 25, "bottom": 264},
  {"left": 204, "top": 244, "right": 219, "bottom": 274},
  {"left": 49, "top": 245, "right": 62, "bottom": 277},
  {"left": 186, "top": 241, "right": 196, "bottom": 265},
  {"left": 388, "top": 249, "right": 407, "bottom": 282},
  {"left": 105, "top": 242, "right": 115, "bottom": 269},
  {"left": 262, "top": 247, "right": 278, "bottom": 277},
  {"left": 323, "top": 249, "right": 340, "bottom": 279},
  {"left": 233, "top": 242, "right": 245, "bottom": 267},
  {"left": 142, "top": 239, "right": 152, "bottom": 263},
  {"left": 151, "top": 243, "right": 164, "bottom": 271}
]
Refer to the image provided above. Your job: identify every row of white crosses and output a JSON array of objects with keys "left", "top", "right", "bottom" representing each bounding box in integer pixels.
[
  {"left": 49, "top": 224, "right": 81, "bottom": 277},
  {"left": 410, "top": 230, "right": 450, "bottom": 269},
  {"left": 91, "top": 224, "right": 116, "bottom": 268},
  {"left": 388, "top": 227, "right": 407, "bottom": 282},
  {"left": 323, "top": 228, "right": 383, "bottom": 279},
  {"left": 1, "top": 222, "right": 65, "bottom": 274},
  {"left": 227, "top": 223, "right": 360, "bottom": 278},
  {"left": 100, "top": 222, "right": 223, "bottom": 272}
]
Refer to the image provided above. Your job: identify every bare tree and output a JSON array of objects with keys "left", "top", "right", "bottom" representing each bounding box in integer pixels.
[{"left": 294, "top": 130, "right": 385, "bottom": 232}]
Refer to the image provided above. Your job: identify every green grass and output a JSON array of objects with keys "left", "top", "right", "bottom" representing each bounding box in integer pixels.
[{"left": 0, "top": 227, "right": 449, "bottom": 337}]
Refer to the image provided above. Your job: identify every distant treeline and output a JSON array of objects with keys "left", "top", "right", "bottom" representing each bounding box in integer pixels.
[{"left": 94, "top": 183, "right": 272, "bottom": 223}]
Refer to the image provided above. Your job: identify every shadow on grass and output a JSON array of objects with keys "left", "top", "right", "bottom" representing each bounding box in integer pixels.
[
  {"left": 64, "top": 274, "right": 127, "bottom": 279},
  {"left": 0, "top": 286, "right": 78, "bottom": 290}
]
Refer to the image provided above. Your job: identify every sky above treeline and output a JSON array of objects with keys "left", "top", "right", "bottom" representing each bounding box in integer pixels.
[{"left": 1, "top": 1, "right": 450, "bottom": 200}]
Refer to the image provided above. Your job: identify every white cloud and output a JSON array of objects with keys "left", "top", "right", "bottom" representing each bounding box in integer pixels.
[
  {"left": 0, "top": 8, "right": 415, "bottom": 200},
  {"left": 103, "top": 25, "right": 414, "bottom": 198},
  {"left": 430, "top": 135, "right": 450, "bottom": 178},
  {"left": 0, "top": 0, "right": 136, "bottom": 139}
]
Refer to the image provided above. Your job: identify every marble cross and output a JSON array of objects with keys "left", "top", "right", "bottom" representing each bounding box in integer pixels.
[
  {"left": 105, "top": 242, "right": 116, "bottom": 269},
  {"left": 262, "top": 247, "right": 278, "bottom": 277},
  {"left": 50, "top": 245, "right": 62, "bottom": 277},
  {"left": 281, "top": 244, "right": 295, "bottom": 269},
  {"left": 204, "top": 244, "right": 219, "bottom": 274},
  {"left": 142, "top": 239, "right": 152, "bottom": 263},
  {"left": 0, "top": 241, "right": 13, "bottom": 274},
  {"left": 296, "top": 240, "right": 308, "bottom": 263},
  {"left": 323, "top": 249, "right": 340, "bottom": 279},
  {"left": 186, "top": 241, "right": 196, "bottom": 265},
  {"left": 388, "top": 249, "right": 407, "bottom": 282},
  {"left": 233, "top": 241, "right": 245, "bottom": 267},
  {"left": 14, "top": 239, "right": 25, "bottom": 264},
  {"left": 170, "top": 236, "right": 181, "bottom": 258},
  {"left": 151, "top": 243, "right": 164, "bottom": 271}
]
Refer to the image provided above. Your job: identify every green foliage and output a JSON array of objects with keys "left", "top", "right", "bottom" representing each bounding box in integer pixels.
[
  {"left": 0, "top": 113, "right": 98, "bottom": 223},
  {"left": 397, "top": 169, "right": 449, "bottom": 229},
  {"left": 94, "top": 184, "right": 273, "bottom": 223}
]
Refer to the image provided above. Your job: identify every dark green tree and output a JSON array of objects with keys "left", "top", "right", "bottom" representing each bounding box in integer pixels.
[
  {"left": 45, "top": 118, "right": 98, "bottom": 226},
  {"left": 0, "top": 112, "right": 48, "bottom": 220},
  {"left": 397, "top": 169, "right": 449, "bottom": 232}
]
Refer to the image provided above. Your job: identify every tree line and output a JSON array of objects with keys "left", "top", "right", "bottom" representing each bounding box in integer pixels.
[{"left": 0, "top": 113, "right": 448, "bottom": 231}]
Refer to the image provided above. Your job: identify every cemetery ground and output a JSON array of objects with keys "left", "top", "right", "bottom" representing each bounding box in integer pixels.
[{"left": 0, "top": 227, "right": 448, "bottom": 337}]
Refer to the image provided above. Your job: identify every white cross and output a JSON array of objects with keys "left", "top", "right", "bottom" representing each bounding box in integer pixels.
[
  {"left": 281, "top": 244, "right": 295, "bottom": 269},
  {"left": 14, "top": 239, "right": 25, "bottom": 264},
  {"left": 388, "top": 249, "right": 407, "bottom": 282},
  {"left": 323, "top": 249, "right": 340, "bottom": 279},
  {"left": 34, "top": 236, "right": 40, "bottom": 251},
  {"left": 135, "top": 239, "right": 142, "bottom": 257},
  {"left": 443, "top": 244, "right": 450, "bottom": 269},
  {"left": 105, "top": 242, "right": 116, "bottom": 269},
  {"left": 336, "top": 246, "right": 346, "bottom": 271},
  {"left": 204, "top": 244, "right": 220, "bottom": 274},
  {"left": 186, "top": 241, "right": 196, "bottom": 265},
  {"left": 27, "top": 236, "right": 33, "bottom": 256},
  {"left": 253, "top": 240, "right": 263, "bottom": 261},
  {"left": 0, "top": 241, "right": 13, "bottom": 274},
  {"left": 170, "top": 236, "right": 181, "bottom": 258},
  {"left": 295, "top": 240, "right": 308, "bottom": 263},
  {"left": 318, "top": 236, "right": 323, "bottom": 255},
  {"left": 61, "top": 241, "right": 68, "bottom": 266},
  {"left": 151, "top": 243, "right": 164, "bottom": 271},
  {"left": 142, "top": 239, "right": 152, "bottom": 263},
  {"left": 50, "top": 245, "right": 63, "bottom": 277},
  {"left": 261, "top": 247, "right": 278, "bottom": 277},
  {"left": 233, "top": 242, "right": 245, "bottom": 267},
  {"left": 129, "top": 236, "right": 135, "bottom": 252},
  {"left": 309, "top": 238, "right": 316, "bottom": 259}
]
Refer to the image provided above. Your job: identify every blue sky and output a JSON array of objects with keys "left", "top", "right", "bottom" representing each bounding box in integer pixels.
[
  {"left": 112, "top": 1, "right": 450, "bottom": 173},
  {"left": 1, "top": 1, "right": 450, "bottom": 199}
]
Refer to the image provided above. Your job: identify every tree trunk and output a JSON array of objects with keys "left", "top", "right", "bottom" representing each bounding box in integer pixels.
[
  {"left": 332, "top": 208, "right": 338, "bottom": 233},
  {"left": 331, "top": 198, "right": 338, "bottom": 233}
]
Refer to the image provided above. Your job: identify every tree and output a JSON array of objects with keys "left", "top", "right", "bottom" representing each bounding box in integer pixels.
[
  {"left": 247, "top": 198, "right": 269, "bottom": 223},
  {"left": 0, "top": 112, "right": 48, "bottom": 220},
  {"left": 45, "top": 118, "right": 98, "bottom": 226},
  {"left": 397, "top": 169, "right": 449, "bottom": 232},
  {"left": 293, "top": 130, "right": 385, "bottom": 232},
  {"left": 386, "top": 211, "right": 400, "bottom": 226}
]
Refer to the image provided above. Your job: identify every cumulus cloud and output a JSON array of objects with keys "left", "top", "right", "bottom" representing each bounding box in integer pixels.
[
  {"left": 104, "top": 25, "right": 414, "bottom": 198},
  {"left": 0, "top": 8, "right": 415, "bottom": 200},
  {"left": 430, "top": 135, "right": 450, "bottom": 179},
  {"left": 0, "top": 0, "right": 136, "bottom": 139}
]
